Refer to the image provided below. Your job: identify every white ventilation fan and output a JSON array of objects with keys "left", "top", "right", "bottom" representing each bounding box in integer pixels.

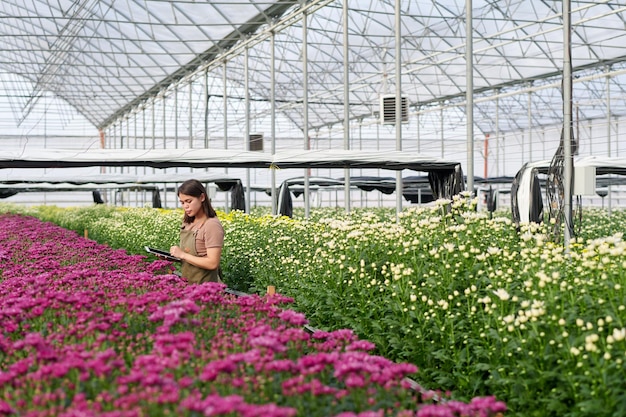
[
  {"left": 380, "top": 94, "right": 408, "bottom": 124},
  {"left": 248, "top": 133, "right": 264, "bottom": 151}
]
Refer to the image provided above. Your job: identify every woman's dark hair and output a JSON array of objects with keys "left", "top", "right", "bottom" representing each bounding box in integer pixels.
[{"left": 178, "top": 179, "right": 217, "bottom": 223}]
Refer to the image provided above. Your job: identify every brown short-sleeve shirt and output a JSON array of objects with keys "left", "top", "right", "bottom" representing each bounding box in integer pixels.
[{"left": 182, "top": 217, "right": 224, "bottom": 257}]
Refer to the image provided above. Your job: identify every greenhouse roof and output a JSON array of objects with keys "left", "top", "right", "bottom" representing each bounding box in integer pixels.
[{"left": 1, "top": 0, "right": 626, "bottom": 135}]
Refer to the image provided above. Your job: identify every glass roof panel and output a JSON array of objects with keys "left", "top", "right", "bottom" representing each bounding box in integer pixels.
[{"left": 0, "top": 0, "right": 625, "bottom": 140}]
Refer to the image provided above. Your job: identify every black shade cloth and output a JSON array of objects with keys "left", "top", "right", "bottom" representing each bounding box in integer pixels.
[
  {"left": 92, "top": 190, "right": 105, "bottom": 204},
  {"left": 486, "top": 187, "right": 496, "bottom": 213},
  {"left": 277, "top": 183, "right": 293, "bottom": 217},
  {"left": 0, "top": 149, "right": 462, "bottom": 171},
  {"left": 511, "top": 164, "right": 543, "bottom": 226},
  {"left": 427, "top": 165, "right": 465, "bottom": 200},
  {"left": 529, "top": 172, "right": 544, "bottom": 223},
  {"left": 230, "top": 180, "right": 246, "bottom": 211},
  {"left": 214, "top": 180, "right": 239, "bottom": 192},
  {"left": 343, "top": 176, "right": 397, "bottom": 195},
  {"left": 152, "top": 189, "right": 162, "bottom": 208},
  {"left": 0, "top": 190, "right": 18, "bottom": 199},
  {"left": 275, "top": 175, "right": 452, "bottom": 209},
  {"left": 510, "top": 166, "right": 524, "bottom": 226},
  {"left": 337, "top": 176, "right": 437, "bottom": 203}
]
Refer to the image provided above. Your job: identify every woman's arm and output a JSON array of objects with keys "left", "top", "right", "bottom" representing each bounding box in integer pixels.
[{"left": 170, "top": 245, "right": 222, "bottom": 270}]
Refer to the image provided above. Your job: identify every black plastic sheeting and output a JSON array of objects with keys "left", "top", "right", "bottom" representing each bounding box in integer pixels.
[
  {"left": 0, "top": 190, "right": 18, "bottom": 199},
  {"left": 511, "top": 164, "right": 544, "bottom": 228},
  {"left": 230, "top": 180, "right": 246, "bottom": 212},
  {"left": 0, "top": 149, "right": 462, "bottom": 171},
  {"left": 92, "top": 190, "right": 105, "bottom": 204},
  {"left": 427, "top": 164, "right": 465, "bottom": 200},
  {"left": 275, "top": 171, "right": 466, "bottom": 218},
  {"left": 214, "top": 180, "right": 240, "bottom": 192},
  {"left": 345, "top": 176, "right": 437, "bottom": 204},
  {"left": 277, "top": 183, "right": 293, "bottom": 217},
  {"left": 152, "top": 189, "right": 162, "bottom": 209}
]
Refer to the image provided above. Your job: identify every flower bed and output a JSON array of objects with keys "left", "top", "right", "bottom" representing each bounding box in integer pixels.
[
  {"left": 4, "top": 198, "right": 626, "bottom": 416},
  {"left": 223, "top": 201, "right": 626, "bottom": 417},
  {"left": 0, "top": 213, "right": 505, "bottom": 417}
]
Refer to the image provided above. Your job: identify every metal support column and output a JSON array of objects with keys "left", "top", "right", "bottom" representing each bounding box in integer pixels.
[
  {"left": 466, "top": 0, "right": 475, "bottom": 196},
  {"left": 271, "top": 31, "right": 277, "bottom": 216},
  {"left": 302, "top": 7, "right": 310, "bottom": 218},
  {"left": 244, "top": 46, "right": 251, "bottom": 214},
  {"left": 343, "top": 0, "right": 351, "bottom": 213},
  {"left": 395, "top": 0, "right": 403, "bottom": 220},
  {"left": 606, "top": 70, "right": 613, "bottom": 215},
  {"left": 563, "top": 0, "right": 574, "bottom": 247},
  {"left": 223, "top": 61, "right": 230, "bottom": 212}
]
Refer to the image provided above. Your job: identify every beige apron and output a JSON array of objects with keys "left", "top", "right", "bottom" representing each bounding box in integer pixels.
[{"left": 180, "top": 223, "right": 221, "bottom": 284}]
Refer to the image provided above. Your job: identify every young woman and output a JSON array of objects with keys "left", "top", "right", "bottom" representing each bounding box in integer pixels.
[{"left": 169, "top": 179, "right": 224, "bottom": 283}]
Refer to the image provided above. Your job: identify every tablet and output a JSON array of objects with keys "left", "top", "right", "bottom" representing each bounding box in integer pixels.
[{"left": 145, "top": 246, "right": 181, "bottom": 262}]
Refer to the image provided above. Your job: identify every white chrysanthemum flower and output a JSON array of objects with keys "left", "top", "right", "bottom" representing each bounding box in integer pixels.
[
  {"left": 487, "top": 247, "right": 501, "bottom": 256},
  {"left": 503, "top": 314, "right": 515, "bottom": 324},
  {"left": 478, "top": 296, "right": 491, "bottom": 304},
  {"left": 612, "top": 328, "right": 626, "bottom": 342},
  {"left": 493, "top": 288, "right": 510, "bottom": 301}
]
